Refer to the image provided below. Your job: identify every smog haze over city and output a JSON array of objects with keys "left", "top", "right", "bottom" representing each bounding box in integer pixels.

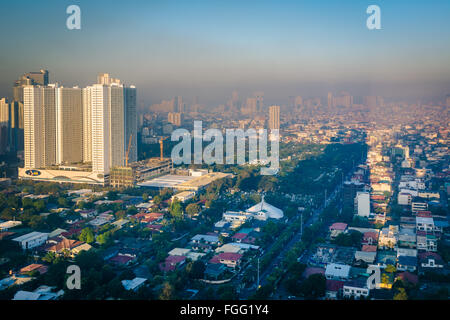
[{"left": 1, "top": 0, "right": 450, "bottom": 106}]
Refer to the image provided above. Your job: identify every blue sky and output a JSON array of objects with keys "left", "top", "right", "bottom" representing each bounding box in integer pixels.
[{"left": 1, "top": 0, "right": 449, "bottom": 105}]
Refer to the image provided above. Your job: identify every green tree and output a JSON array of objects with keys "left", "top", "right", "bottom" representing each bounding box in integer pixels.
[
  {"left": 33, "top": 200, "right": 46, "bottom": 212},
  {"left": 42, "top": 251, "right": 63, "bottom": 264},
  {"left": 393, "top": 288, "right": 408, "bottom": 300},
  {"left": 106, "top": 191, "right": 118, "bottom": 201},
  {"left": 108, "top": 278, "right": 125, "bottom": 298},
  {"left": 22, "top": 197, "right": 34, "bottom": 209},
  {"left": 75, "top": 250, "right": 103, "bottom": 270},
  {"left": 97, "top": 231, "right": 112, "bottom": 245},
  {"left": 153, "top": 195, "right": 162, "bottom": 206},
  {"left": 159, "top": 281, "right": 175, "bottom": 300},
  {"left": 299, "top": 274, "right": 326, "bottom": 299},
  {"left": 185, "top": 203, "right": 200, "bottom": 217},
  {"left": 169, "top": 199, "right": 183, "bottom": 220},
  {"left": 79, "top": 227, "right": 95, "bottom": 244},
  {"left": 126, "top": 206, "right": 138, "bottom": 216},
  {"left": 57, "top": 197, "right": 69, "bottom": 207},
  {"left": 385, "top": 264, "right": 397, "bottom": 273},
  {"left": 250, "top": 283, "right": 274, "bottom": 300},
  {"left": 186, "top": 260, "right": 205, "bottom": 279},
  {"left": 217, "top": 284, "right": 237, "bottom": 300},
  {"left": 45, "top": 214, "right": 64, "bottom": 230},
  {"left": 7, "top": 196, "right": 20, "bottom": 209}
]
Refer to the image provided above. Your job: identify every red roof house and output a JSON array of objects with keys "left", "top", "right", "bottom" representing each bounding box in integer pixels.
[
  {"left": 217, "top": 252, "right": 242, "bottom": 268},
  {"left": 159, "top": 255, "right": 186, "bottom": 272}
]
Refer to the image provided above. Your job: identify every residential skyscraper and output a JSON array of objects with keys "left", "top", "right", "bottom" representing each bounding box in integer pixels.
[
  {"left": 0, "top": 98, "right": 22, "bottom": 155},
  {"left": 254, "top": 91, "right": 264, "bottom": 112},
  {"left": 11, "top": 70, "right": 48, "bottom": 152},
  {"left": 25, "top": 69, "right": 49, "bottom": 86},
  {"left": 23, "top": 85, "right": 57, "bottom": 169},
  {"left": 20, "top": 72, "right": 136, "bottom": 186},
  {"left": 97, "top": 73, "right": 120, "bottom": 85},
  {"left": 294, "top": 96, "right": 303, "bottom": 109},
  {"left": 364, "top": 96, "right": 377, "bottom": 109},
  {"left": 56, "top": 87, "right": 83, "bottom": 164},
  {"left": 333, "top": 92, "right": 353, "bottom": 108},
  {"left": 82, "top": 86, "right": 93, "bottom": 163},
  {"left": 8, "top": 100, "right": 20, "bottom": 153},
  {"left": 90, "top": 84, "right": 110, "bottom": 175},
  {"left": 0, "top": 98, "right": 9, "bottom": 155},
  {"left": 88, "top": 74, "right": 137, "bottom": 178},
  {"left": 288, "top": 96, "right": 295, "bottom": 109},
  {"left": 125, "top": 86, "right": 137, "bottom": 163},
  {"left": 13, "top": 69, "right": 49, "bottom": 103},
  {"left": 168, "top": 112, "right": 182, "bottom": 126},
  {"left": 243, "top": 97, "right": 257, "bottom": 115}
]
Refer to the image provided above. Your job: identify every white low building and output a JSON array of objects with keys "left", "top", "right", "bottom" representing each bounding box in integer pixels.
[
  {"left": 171, "top": 191, "right": 196, "bottom": 203},
  {"left": 416, "top": 216, "right": 434, "bottom": 232},
  {"left": 168, "top": 248, "right": 191, "bottom": 256},
  {"left": 13, "top": 286, "right": 64, "bottom": 300},
  {"left": 325, "top": 263, "right": 351, "bottom": 281},
  {"left": 343, "top": 279, "right": 370, "bottom": 299},
  {"left": 121, "top": 277, "right": 147, "bottom": 291},
  {"left": 398, "top": 192, "right": 413, "bottom": 206},
  {"left": 222, "top": 211, "right": 253, "bottom": 229},
  {"left": 246, "top": 197, "right": 284, "bottom": 221},
  {"left": 13, "top": 232, "right": 49, "bottom": 250},
  {"left": 355, "top": 192, "right": 370, "bottom": 217},
  {"left": 0, "top": 220, "right": 22, "bottom": 231},
  {"left": 355, "top": 251, "right": 377, "bottom": 264}
]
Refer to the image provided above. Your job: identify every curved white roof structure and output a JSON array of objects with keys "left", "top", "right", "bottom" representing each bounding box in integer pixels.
[{"left": 246, "top": 197, "right": 284, "bottom": 220}]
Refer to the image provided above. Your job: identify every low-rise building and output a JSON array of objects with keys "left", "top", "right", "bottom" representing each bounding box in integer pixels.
[
  {"left": 13, "top": 286, "right": 64, "bottom": 300},
  {"left": 398, "top": 193, "right": 412, "bottom": 206},
  {"left": 416, "top": 216, "right": 434, "bottom": 233},
  {"left": 419, "top": 252, "right": 444, "bottom": 270},
  {"left": 355, "top": 251, "right": 377, "bottom": 264},
  {"left": 343, "top": 278, "right": 370, "bottom": 299},
  {"left": 217, "top": 252, "right": 242, "bottom": 268},
  {"left": 121, "top": 277, "right": 147, "bottom": 291},
  {"left": 397, "top": 256, "right": 417, "bottom": 272},
  {"left": 378, "top": 225, "right": 398, "bottom": 249},
  {"left": 416, "top": 231, "right": 437, "bottom": 252},
  {"left": 325, "top": 263, "right": 351, "bottom": 281},
  {"left": 171, "top": 191, "right": 196, "bottom": 203},
  {"left": 412, "top": 200, "right": 428, "bottom": 214},
  {"left": 329, "top": 223, "right": 348, "bottom": 240},
  {"left": 13, "top": 232, "right": 49, "bottom": 250},
  {"left": 325, "top": 280, "right": 345, "bottom": 300}
]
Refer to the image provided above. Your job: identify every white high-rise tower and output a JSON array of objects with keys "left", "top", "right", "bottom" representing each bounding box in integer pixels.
[
  {"left": 23, "top": 85, "right": 57, "bottom": 169},
  {"left": 88, "top": 74, "right": 137, "bottom": 179},
  {"left": 56, "top": 87, "right": 83, "bottom": 164}
]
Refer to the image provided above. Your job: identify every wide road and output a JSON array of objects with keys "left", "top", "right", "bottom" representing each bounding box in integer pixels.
[{"left": 240, "top": 168, "right": 354, "bottom": 299}]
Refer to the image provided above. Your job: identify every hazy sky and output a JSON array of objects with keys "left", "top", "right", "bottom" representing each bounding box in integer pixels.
[{"left": 1, "top": 0, "right": 450, "bottom": 106}]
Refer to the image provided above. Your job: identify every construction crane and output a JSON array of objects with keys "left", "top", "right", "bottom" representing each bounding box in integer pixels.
[
  {"left": 159, "top": 136, "right": 168, "bottom": 161},
  {"left": 125, "top": 134, "right": 133, "bottom": 167}
]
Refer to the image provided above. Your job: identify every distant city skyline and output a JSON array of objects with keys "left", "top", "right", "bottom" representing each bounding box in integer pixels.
[{"left": 1, "top": 0, "right": 450, "bottom": 106}]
